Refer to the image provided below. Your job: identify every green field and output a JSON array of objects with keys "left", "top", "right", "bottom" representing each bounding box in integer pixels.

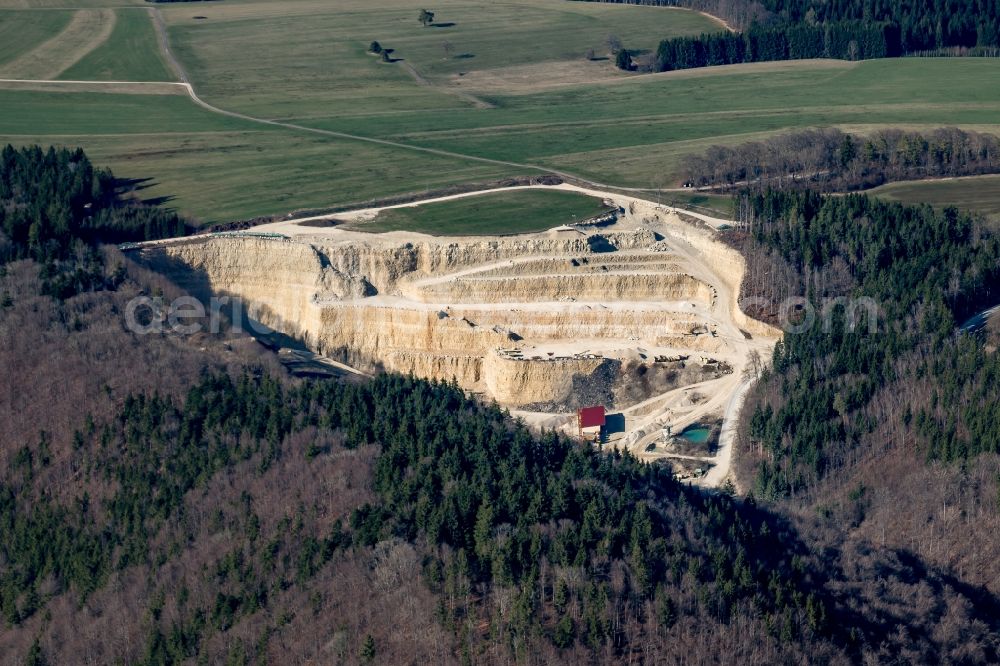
[
  {"left": 349, "top": 189, "right": 610, "bottom": 235},
  {"left": 662, "top": 191, "right": 735, "bottom": 219},
  {"left": 1, "top": 0, "right": 999, "bottom": 225},
  {"left": 0, "top": 89, "right": 522, "bottom": 222},
  {"left": 871, "top": 176, "right": 1000, "bottom": 224},
  {"left": 60, "top": 8, "right": 173, "bottom": 81},
  {"left": 0, "top": 0, "right": 138, "bottom": 6},
  {"left": 162, "top": 0, "right": 1000, "bottom": 188},
  {"left": 306, "top": 58, "right": 1000, "bottom": 186},
  {"left": 0, "top": 9, "right": 71, "bottom": 67},
  {"left": 0, "top": 89, "right": 241, "bottom": 134},
  {"left": 163, "top": 0, "right": 722, "bottom": 120}
]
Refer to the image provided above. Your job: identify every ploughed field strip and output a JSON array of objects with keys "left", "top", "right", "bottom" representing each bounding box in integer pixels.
[
  {"left": 132, "top": 185, "right": 778, "bottom": 476},
  {"left": 0, "top": 8, "right": 116, "bottom": 80}
]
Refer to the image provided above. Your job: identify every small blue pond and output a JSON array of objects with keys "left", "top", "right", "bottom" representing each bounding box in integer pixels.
[{"left": 679, "top": 426, "right": 711, "bottom": 444}]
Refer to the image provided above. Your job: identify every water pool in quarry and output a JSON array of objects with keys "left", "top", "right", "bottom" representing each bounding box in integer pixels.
[{"left": 679, "top": 425, "right": 712, "bottom": 444}]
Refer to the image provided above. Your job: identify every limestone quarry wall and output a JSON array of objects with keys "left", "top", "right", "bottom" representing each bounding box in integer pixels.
[
  {"left": 384, "top": 350, "right": 485, "bottom": 388},
  {"left": 312, "top": 305, "right": 510, "bottom": 386},
  {"left": 666, "top": 222, "right": 782, "bottom": 340},
  {"left": 140, "top": 238, "right": 326, "bottom": 341},
  {"left": 313, "top": 230, "right": 657, "bottom": 294},
  {"left": 138, "top": 218, "right": 771, "bottom": 408},
  {"left": 440, "top": 307, "right": 703, "bottom": 343},
  {"left": 483, "top": 352, "right": 606, "bottom": 406},
  {"left": 403, "top": 272, "right": 715, "bottom": 304}
]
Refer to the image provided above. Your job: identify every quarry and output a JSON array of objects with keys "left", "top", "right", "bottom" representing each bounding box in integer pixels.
[{"left": 134, "top": 184, "right": 779, "bottom": 485}]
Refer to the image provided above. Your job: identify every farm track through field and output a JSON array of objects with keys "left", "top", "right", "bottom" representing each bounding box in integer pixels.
[
  {"left": 0, "top": 8, "right": 115, "bottom": 80},
  {"left": 399, "top": 60, "right": 495, "bottom": 110},
  {"left": 144, "top": 10, "right": 680, "bottom": 193},
  {"left": 0, "top": 10, "right": 909, "bottom": 203}
]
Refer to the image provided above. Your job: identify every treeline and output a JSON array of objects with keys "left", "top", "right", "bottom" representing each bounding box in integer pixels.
[
  {"left": 574, "top": 0, "right": 1000, "bottom": 71},
  {"left": 731, "top": 190, "right": 1000, "bottom": 499},
  {"left": 0, "top": 145, "right": 190, "bottom": 298},
  {"left": 576, "top": 0, "right": 1000, "bottom": 48},
  {"left": 656, "top": 21, "right": 897, "bottom": 70},
  {"left": 683, "top": 127, "right": 1000, "bottom": 192},
  {"left": 767, "top": 0, "right": 1000, "bottom": 52}
]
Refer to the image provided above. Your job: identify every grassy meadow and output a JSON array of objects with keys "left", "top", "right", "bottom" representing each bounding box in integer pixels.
[
  {"left": 304, "top": 58, "right": 1000, "bottom": 185},
  {"left": 0, "top": 9, "right": 71, "bottom": 67},
  {"left": 0, "top": 0, "right": 138, "bottom": 6},
  {"left": 0, "top": 89, "right": 522, "bottom": 222},
  {"left": 59, "top": 8, "right": 173, "bottom": 81},
  {"left": 350, "top": 189, "right": 610, "bottom": 235},
  {"left": 871, "top": 176, "right": 1000, "bottom": 224},
  {"left": 162, "top": 0, "right": 722, "bottom": 119},
  {"left": 0, "top": 0, "right": 998, "bottom": 224}
]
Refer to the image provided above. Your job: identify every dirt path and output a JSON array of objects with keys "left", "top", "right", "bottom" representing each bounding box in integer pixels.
[
  {"left": 400, "top": 60, "right": 494, "bottom": 109},
  {"left": 150, "top": 7, "right": 185, "bottom": 84},
  {"left": 0, "top": 8, "right": 116, "bottom": 80},
  {"left": 697, "top": 10, "right": 736, "bottom": 33}
]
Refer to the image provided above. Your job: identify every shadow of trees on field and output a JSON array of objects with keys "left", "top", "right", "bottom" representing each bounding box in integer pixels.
[
  {"left": 112, "top": 176, "right": 179, "bottom": 211},
  {"left": 141, "top": 195, "right": 176, "bottom": 207},
  {"left": 115, "top": 176, "right": 156, "bottom": 192}
]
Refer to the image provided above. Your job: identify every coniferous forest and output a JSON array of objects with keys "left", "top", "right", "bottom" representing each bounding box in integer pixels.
[
  {"left": 0, "top": 145, "right": 190, "bottom": 299},
  {"left": 731, "top": 191, "right": 1000, "bottom": 498},
  {"left": 573, "top": 0, "right": 1000, "bottom": 70},
  {"left": 4, "top": 147, "right": 1000, "bottom": 663}
]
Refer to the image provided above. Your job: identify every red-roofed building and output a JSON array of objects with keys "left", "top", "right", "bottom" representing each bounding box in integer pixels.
[{"left": 577, "top": 406, "right": 606, "bottom": 438}]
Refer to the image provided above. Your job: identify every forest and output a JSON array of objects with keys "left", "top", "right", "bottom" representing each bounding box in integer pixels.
[
  {"left": 730, "top": 190, "right": 1000, "bottom": 497},
  {"left": 727, "top": 187, "right": 1000, "bottom": 632},
  {"left": 3, "top": 147, "right": 1000, "bottom": 662},
  {"left": 0, "top": 145, "right": 190, "bottom": 299},
  {"left": 573, "top": 0, "right": 1000, "bottom": 70},
  {"left": 681, "top": 127, "right": 1000, "bottom": 192}
]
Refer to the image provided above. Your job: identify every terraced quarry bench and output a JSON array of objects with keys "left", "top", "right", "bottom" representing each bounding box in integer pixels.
[{"left": 136, "top": 188, "right": 776, "bottom": 422}]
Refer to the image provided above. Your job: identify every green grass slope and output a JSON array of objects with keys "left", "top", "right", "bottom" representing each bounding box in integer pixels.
[
  {"left": 305, "top": 58, "right": 1000, "bottom": 186},
  {"left": 350, "top": 189, "right": 610, "bottom": 235},
  {"left": 0, "top": 9, "right": 72, "bottom": 67},
  {"left": 162, "top": 0, "right": 721, "bottom": 119},
  {"left": 60, "top": 8, "right": 173, "bottom": 81},
  {"left": 0, "top": 89, "right": 523, "bottom": 223},
  {"left": 871, "top": 175, "right": 1000, "bottom": 223}
]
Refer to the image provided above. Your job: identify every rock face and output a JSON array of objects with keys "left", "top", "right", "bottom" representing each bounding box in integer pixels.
[
  {"left": 484, "top": 352, "right": 609, "bottom": 406},
  {"left": 138, "top": 214, "right": 773, "bottom": 410}
]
